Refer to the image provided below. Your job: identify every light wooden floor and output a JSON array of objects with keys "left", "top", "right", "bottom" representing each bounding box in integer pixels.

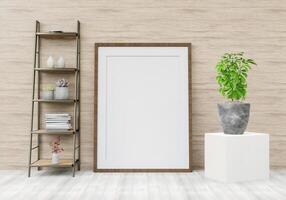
[{"left": 0, "top": 170, "right": 285, "bottom": 200}]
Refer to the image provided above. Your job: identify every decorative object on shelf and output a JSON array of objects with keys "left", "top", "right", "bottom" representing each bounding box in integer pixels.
[
  {"left": 49, "top": 30, "right": 63, "bottom": 33},
  {"left": 47, "top": 56, "right": 55, "bottom": 68},
  {"left": 51, "top": 153, "right": 59, "bottom": 164},
  {"left": 55, "top": 78, "right": 69, "bottom": 99},
  {"left": 51, "top": 136, "right": 64, "bottom": 164},
  {"left": 41, "top": 84, "right": 54, "bottom": 100},
  {"left": 216, "top": 52, "right": 256, "bottom": 135},
  {"left": 56, "top": 56, "right": 65, "bottom": 68},
  {"left": 45, "top": 113, "right": 72, "bottom": 130}
]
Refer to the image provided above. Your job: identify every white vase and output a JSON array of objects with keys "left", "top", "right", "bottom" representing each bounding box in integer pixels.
[
  {"left": 47, "top": 56, "right": 55, "bottom": 68},
  {"left": 52, "top": 153, "right": 59, "bottom": 164},
  {"left": 54, "top": 87, "right": 69, "bottom": 99},
  {"left": 41, "top": 90, "right": 54, "bottom": 100},
  {"left": 56, "top": 56, "right": 65, "bottom": 68}
]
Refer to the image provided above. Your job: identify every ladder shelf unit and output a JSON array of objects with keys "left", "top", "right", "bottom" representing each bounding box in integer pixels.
[{"left": 28, "top": 21, "right": 80, "bottom": 177}]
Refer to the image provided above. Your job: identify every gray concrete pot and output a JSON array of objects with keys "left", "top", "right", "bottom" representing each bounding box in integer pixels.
[{"left": 218, "top": 102, "right": 250, "bottom": 135}]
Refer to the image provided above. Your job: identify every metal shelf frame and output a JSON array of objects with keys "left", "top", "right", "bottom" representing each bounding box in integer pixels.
[{"left": 28, "top": 21, "right": 81, "bottom": 177}]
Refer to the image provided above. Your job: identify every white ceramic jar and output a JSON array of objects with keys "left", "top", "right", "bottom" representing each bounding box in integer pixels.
[
  {"left": 54, "top": 87, "right": 69, "bottom": 99},
  {"left": 47, "top": 56, "right": 55, "bottom": 68},
  {"left": 56, "top": 56, "right": 65, "bottom": 68},
  {"left": 41, "top": 90, "right": 54, "bottom": 100}
]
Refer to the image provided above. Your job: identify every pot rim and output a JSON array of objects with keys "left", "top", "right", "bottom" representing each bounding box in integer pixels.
[{"left": 218, "top": 102, "right": 250, "bottom": 105}]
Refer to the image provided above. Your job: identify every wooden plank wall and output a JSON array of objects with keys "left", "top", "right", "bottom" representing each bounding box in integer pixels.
[{"left": 0, "top": 0, "right": 286, "bottom": 169}]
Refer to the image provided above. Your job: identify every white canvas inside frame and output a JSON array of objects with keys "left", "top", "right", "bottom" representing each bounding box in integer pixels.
[{"left": 97, "top": 46, "right": 190, "bottom": 169}]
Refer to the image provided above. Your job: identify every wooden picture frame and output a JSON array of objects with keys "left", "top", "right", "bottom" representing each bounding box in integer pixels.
[{"left": 94, "top": 43, "right": 192, "bottom": 172}]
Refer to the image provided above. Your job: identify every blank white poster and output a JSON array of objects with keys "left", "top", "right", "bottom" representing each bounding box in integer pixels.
[{"left": 97, "top": 47, "right": 190, "bottom": 169}]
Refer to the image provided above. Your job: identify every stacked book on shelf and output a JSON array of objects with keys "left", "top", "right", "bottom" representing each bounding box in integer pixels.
[{"left": 45, "top": 113, "right": 72, "bottom": 130}]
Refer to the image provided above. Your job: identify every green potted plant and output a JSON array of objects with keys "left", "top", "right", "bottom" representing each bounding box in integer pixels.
[{"left": 216, "top": 52, "right": 256, "bottom": 134}]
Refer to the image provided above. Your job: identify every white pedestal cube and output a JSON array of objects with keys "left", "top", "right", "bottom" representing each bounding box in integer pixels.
[{"left": 205, "top": 132, "right": 269, "bottom": 182}]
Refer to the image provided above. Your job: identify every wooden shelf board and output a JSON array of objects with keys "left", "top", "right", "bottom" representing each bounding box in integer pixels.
[
  {"left": 30, "top": 159, "right": 75, "bottom": 167},
  {"left": 32, "top": 129, "right": 75, "bottom": 135},
  {"left": 35, "top": 68, "right": 78, "bottom": 73},
  {"left": 33, "top": 99, "right": 77, "bottom": 103},
  {"left": 36, "top": 32, "right": 77, "bottom": 39}
]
